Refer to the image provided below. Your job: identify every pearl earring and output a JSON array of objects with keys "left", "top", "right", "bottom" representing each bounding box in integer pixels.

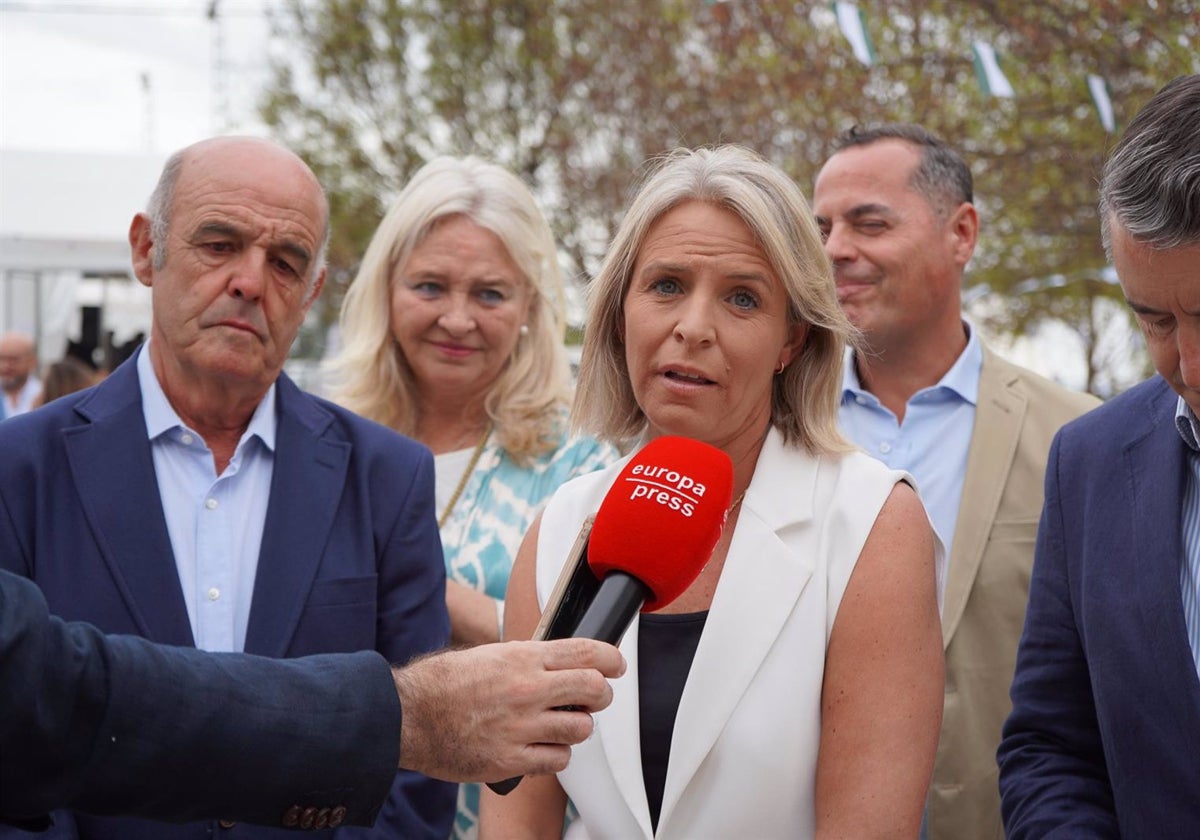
[{"left": 519, "top": 324, "right": 530, "bottom": 336}]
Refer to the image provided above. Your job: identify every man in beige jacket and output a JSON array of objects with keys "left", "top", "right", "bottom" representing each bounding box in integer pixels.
[{"left": 813, "top": 123, "right": 1099, "bottom": 839}]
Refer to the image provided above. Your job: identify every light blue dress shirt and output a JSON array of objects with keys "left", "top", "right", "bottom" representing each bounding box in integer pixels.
[
  {"left": 1172, "top": 397, "right": 1200, "bottom": 681},
  {"left": 137, "top": 345, "right": 276, "bottom": 653},
  {"left": 839, "top": 322, "right": 983, "bottom": 571}
]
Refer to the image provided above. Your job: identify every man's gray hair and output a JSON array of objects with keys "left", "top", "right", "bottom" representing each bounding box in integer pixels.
[
  {"left": 831, "top": 123, "right": 973, "bottom": 219},
  {"left": 1100, "top": 74, "right": 1200, "bottom": 256},
  {"left": 145, "top": 150, "right": 186, "bottom": 270},
  {"left": 143, "top": 145, "right": 330, "bottom": 283}
]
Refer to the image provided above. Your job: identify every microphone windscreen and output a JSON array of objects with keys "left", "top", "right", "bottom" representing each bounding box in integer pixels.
[{"left": 588, "top": 435, "right": 734, "bottom": 611}]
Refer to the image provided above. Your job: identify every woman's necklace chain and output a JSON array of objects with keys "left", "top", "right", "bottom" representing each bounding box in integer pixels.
[
  {"left": 729, "top": 489, "right": 746, "bottom": 514},
  {"left": 438, "top": 423, "right": 493, "bottom": 530}
]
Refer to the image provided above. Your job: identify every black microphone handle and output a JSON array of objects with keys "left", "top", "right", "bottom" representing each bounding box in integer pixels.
[
  {"left": 570, "top": 571, "right": 651, "bottom": 646},
  {"left": 487, "top": 571, "right": 652, "bottom": 796}
]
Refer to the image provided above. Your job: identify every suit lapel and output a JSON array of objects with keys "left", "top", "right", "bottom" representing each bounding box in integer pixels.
[
  {"left": 940, "top": 350, "right": 1025, "bottom": 647},
  {"left": 1129, "top": 383, "right": 1200, "bottom": 729},
  {"left": 63, "top": 358, "right": 194, "bottom": 646},
  {"left": 657, "top": 430, "right": 816, "bottom": 830},
  {"left": 244, "top": 377, "right": 349, "bottom": 657}
]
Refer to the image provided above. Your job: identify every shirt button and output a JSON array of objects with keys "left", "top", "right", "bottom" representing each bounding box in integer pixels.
[
  {"left": 180, "top": 433, "right": 194, "bottom": 445},
  {"left": 207, "top": 587, "right": 220, "bottom": 601},
  {"left": 879, "top": 442, "right": 892, "bottom": 454},
  {"left": 855, "top": 395, "right": 867, "bottom": 405},
  {"left": 205, "top": 498, "right": 218, "bottom": 510}
]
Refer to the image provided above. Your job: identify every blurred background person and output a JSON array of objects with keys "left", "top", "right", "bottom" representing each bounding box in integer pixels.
[
  {"left": 482, "top": 145, "right": 943, "bottom": 838},
  {"left": 31, "top": 355, "right": 100, "bottom": 408},
  {"left": 0, "top": 332, "right": 41, "bottom": 417},
  {"left": 326, "top": 155, "right": 618, "bottom": 839}
]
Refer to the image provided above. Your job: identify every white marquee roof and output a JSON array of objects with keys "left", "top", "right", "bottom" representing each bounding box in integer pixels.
[{"left": 0, "top": 148, "right": 164, "bottom": 272}]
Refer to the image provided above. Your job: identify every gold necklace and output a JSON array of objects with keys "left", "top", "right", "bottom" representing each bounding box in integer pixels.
[
  {"left": 438, "top": 423, "right": 493, "bottom": 529},
  {"left": 728, "top": 489, "right": 746, "bottom": 514}
]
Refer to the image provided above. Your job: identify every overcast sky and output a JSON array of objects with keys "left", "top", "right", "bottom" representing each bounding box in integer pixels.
[{"left": 1, "top": 0, "right": 277, "bottom": 155}]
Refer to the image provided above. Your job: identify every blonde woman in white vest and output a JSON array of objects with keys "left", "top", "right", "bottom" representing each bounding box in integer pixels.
[{"left": 481, "top": 146, "right": 944, "bottom": 839}]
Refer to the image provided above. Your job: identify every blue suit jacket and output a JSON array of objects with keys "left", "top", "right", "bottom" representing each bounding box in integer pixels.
[
  {"left": 0, "top": 569, "right": 399, "bottom": 830},
  {"left": 0, "top": 354, "right": 454, "bottom": 839},
  {"left": 998, "top": 376, "right": 1200, "bottom": 836}
]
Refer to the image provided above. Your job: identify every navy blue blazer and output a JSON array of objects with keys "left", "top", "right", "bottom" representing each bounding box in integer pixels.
[
  {"left": 0, "top": 354, "right": 454, "bottom": 839},
  {"left": 0, "top": 568, "right": 399, "bottom": 830},
  {"left": 998, "top": 376, "right": 1200, "bottom": 836}
]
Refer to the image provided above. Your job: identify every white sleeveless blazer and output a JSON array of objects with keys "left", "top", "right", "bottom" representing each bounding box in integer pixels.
[{"left": 536, "top": 428, "right": 928, "bottom": 840}]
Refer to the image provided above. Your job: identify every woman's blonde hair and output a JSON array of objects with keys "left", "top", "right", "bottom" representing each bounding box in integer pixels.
[
  {"left": 327, "top": 156, "right": 572, "bottom": 462},
  {"left": 573, "top": 145, "right": 854, "bottom": 454}
]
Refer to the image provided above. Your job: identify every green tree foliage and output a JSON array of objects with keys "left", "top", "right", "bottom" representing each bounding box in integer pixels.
[{"left": 262, "top": 0, "right": 1196, "bottom": 395}]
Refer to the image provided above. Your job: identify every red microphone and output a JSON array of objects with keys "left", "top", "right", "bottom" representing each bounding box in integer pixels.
[
  {"left": 487, "top": 436, "right": 733, "bottom": 795},
  {"left": 571, "top": 435, "right": 734, "bottom": 643}
]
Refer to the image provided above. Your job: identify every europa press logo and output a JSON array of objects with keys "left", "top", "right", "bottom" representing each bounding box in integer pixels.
[
  {"left": 587, "top": 436, "right": 733, "bottom": 613},
  {"left": 623, "top": 459, "right": 710, "bottom": 518}
]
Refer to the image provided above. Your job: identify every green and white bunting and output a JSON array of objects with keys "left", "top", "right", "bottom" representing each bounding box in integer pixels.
[
  {"left": 1087, "top": 73, "right": 1116, "bottom": 133},
  {"left": 834, "top": 2, "right": 876, "bottom": 67},
  {"left": 708, "top": 4, "right": 1130, "bottom": 133},
  {"left": 972, "top": 40, "right": 1015, "bottom": 98}
]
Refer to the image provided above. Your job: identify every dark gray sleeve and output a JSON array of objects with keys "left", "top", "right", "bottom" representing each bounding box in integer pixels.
[{"left": 0, "top": 569, "right": 400, "bottom": 830}]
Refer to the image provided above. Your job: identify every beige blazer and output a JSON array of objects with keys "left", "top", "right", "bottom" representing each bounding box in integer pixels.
[{"left": 927, "top": 347, "right": 1099, "bottom": 839}]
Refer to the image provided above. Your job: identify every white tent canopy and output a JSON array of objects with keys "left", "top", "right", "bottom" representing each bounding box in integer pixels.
[{"left": 0, "top": 149, "right": 163, "bottom": 362}]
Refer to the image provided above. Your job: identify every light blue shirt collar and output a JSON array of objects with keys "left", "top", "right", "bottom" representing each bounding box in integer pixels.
[
  {"left": 843, "top": 319, "right": 983, "bottom": 407},
  {"left": 1175, "top": 396, "right": 1200, "bottom": 452},
  {"left": 137, "top": 340, "right": 277, "bottom": 453}
]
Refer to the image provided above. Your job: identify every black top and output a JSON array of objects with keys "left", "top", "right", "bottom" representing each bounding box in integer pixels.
[{"left": 638, "top": 609, "right": 708, "bottom": 833}]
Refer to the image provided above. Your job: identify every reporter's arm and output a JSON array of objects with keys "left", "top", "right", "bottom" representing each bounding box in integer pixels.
[
  {"left": 0, "top": 569, "right": 399, "bottom": 829},
  {"left": 814, "top": 483, "right": 943, "bottom": 839}
]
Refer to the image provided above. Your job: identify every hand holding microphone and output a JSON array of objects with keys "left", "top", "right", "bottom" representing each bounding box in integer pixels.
[{"left": 488, "top": 435, "right": 733, "bottom": 794}]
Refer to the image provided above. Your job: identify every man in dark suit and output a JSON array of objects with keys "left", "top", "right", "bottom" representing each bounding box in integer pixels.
[
  {"left": 998, "top": 74, "right": 1200, "bottom": 836},
  {"left": 1, "top": 568, "right": 624, "bottom": 832},
  {"left": 0, "top": 137, "right": 453, "bottom": 838}
]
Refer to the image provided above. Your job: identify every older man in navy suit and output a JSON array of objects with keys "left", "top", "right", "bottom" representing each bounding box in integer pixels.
[
  {"left": 0, "top": 137, "right": 454, "bottom": 838},
  {"left": 998, "top": 74, "right": 1200, "bottom": 836}
]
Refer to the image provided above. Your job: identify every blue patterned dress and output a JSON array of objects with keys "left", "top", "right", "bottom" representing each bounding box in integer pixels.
[{"left": 439, "top": 420, "right": 619, "bottom": 840}]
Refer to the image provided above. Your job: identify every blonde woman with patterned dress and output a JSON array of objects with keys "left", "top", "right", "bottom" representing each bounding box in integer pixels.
[{"left": 327, "top": 156, "right": 618, "bottom": 839}]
